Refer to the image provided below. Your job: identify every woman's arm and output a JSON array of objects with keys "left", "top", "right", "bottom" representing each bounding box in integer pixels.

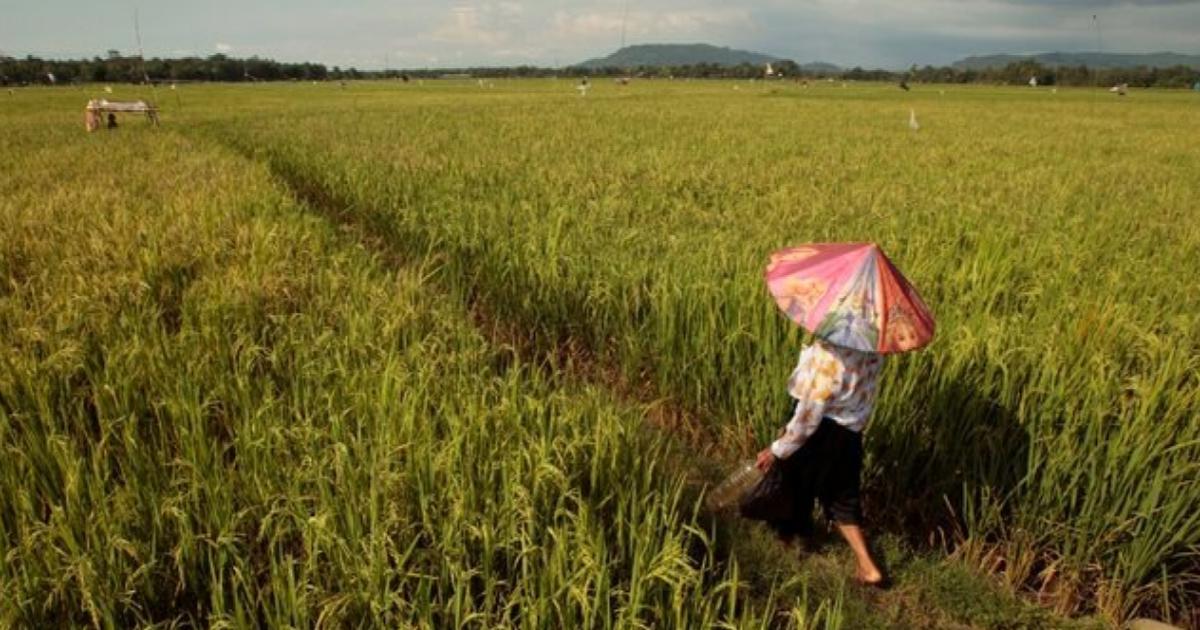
[{"left": 769, "top": 347, "right": 842, "bottom": 459}]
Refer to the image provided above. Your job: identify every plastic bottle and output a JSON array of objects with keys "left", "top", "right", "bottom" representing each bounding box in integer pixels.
[{"left": 706, "top": 460, "right": 764, "bottom": 511}]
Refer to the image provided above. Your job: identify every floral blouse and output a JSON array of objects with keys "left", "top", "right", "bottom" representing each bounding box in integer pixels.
[{"left": 770, "top": 340, "right": 885, "bottom": 459}]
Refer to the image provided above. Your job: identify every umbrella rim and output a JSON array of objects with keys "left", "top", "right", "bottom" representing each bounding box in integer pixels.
[{"left": 764, "top": 242, "right": 935, "bottom": 354}]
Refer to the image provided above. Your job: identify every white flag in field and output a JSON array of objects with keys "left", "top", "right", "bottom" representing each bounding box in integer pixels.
[
  {"left": 1029, "top": 76, "right": 1037, "bottom": 87},
  {"left": 47, "top": 73, "right": 56, "bottom": 84}
]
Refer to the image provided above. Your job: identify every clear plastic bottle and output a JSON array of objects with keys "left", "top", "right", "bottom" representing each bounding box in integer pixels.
[{"left": 706, "top": 460, "right": 764, "bottom": 511}]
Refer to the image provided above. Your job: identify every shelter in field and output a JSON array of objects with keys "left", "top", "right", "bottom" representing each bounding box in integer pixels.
[{"left": 85, "top": 99, "right": 158, "bottom": 131}]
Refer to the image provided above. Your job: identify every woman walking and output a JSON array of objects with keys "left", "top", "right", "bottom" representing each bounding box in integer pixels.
[
  {"left": 753, "top": 338, "right": 886, "bottom": 585},
  {"left": 743, "top": 242, "right": 935, "bottom": 587}
]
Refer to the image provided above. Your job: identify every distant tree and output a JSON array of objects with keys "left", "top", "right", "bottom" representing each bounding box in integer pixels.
[
  {"left": 774, "top": 59, "right": 800, "bottom": 77},
  {"left": 0, "top": 53, "right": 1192, "bottom": 88}
]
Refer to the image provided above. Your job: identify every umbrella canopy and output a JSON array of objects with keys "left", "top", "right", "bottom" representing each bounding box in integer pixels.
[{"left": 765, "top": 242, "right": 934, "bottom": 353}]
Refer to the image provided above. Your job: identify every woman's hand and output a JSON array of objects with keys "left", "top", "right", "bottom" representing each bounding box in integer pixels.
[{"left": 755, "top": 447, "right": 776, "bottom": 473}]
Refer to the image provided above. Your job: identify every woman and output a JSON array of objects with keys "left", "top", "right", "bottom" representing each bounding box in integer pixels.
[{"left": 751, "top": 337, "right": 887, "bottom": 587}]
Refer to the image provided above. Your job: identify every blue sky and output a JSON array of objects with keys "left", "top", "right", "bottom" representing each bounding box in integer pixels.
[{"left": 2, "top": 1, "right": 1197, "bottom": 69}]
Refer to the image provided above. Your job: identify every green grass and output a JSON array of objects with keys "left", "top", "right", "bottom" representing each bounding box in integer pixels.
[
  {"left": 189, "top": 79, "right": 1197, "bottom": 623},
  {"left": 0, "top": 115, "right": 788, "bottom": 627},
  {"left": 2, "top": 80, "right": 1196, "bottom": 627}
]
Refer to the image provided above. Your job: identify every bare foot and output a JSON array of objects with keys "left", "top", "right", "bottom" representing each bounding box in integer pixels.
[
  {"left": 855, "top": 567, "right": 888, "bottom": 588},
  {"left": 856, "top": 568, "right": 883, "bottom": 583}
]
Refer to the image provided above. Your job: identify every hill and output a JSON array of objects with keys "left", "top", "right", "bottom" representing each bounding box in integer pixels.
[
  {"left": 797, "top": 61, "right": 841, "bottom": 74},
  {"left": 578, "top": 43, "right": 783, "bottom": 69},
  {"left": 953, "top": 51, "right": 1200, "bottom": 70}
]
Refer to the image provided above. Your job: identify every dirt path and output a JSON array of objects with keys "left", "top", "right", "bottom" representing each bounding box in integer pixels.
[{"left": 201, "top": 131, "right": 1105, "bottom": 629}]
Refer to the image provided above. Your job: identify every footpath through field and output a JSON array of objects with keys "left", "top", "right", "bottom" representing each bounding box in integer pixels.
[
  {"left": 0, "top": 112, "right": 785, "bottom": 626},
  {"left": 174, "top": 79, "right": 1200, "bottom": 627},
  {"left": 3, "top": 91, "right": 1073, "bottom": 627},
  {"left": 192, "top": 111, "right": 1107, "bottom": 629},
  {"left": 14, "top": 81, "right": 1197, "bottom": 627}
]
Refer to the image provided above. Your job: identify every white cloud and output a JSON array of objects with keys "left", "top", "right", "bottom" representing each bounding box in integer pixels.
[
  {"left": 421, "top": 3, "right": 759, "bottom": 65},
  {"left": 551, "top": 8, "right": 755, "bottom": 41},
  {"left": 493, "top": 46, "right": 543, "bottom": 58},
  {"left": 5, "top": 0, "right": 1196, "bottom": 70},
  {"left": 431, "top": 3, "right": 527, "bottom": 46}
]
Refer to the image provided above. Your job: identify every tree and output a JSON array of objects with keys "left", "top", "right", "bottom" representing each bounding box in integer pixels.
[{"left": 774, "top": 59, "right": 801, "bottom": 77}]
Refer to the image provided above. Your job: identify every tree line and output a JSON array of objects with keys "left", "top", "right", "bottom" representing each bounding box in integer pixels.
[
  {"left": 3, "top": 52, "right": 1196, "bottom": 89},
  {"left": 1, "top": 52, "right": 327, "bottom": 84},
  {"left": 898, "top": 60, "right": 1198, "bottom": 89}
]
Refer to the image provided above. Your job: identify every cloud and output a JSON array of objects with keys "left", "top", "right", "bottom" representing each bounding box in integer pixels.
[
  {"left": 749, "top": 0, "right": 1199, "bottom": 67},
  {"left": 432, "top": 7, "right": 499, "bottom": 45},
  {"left": 4, "top": 0, "right": 1197, "bottom": 70},
  {"left": 422, "top": 3, "right": 758, "bottom": 64},
  {"left": 431, "top": 3, "right": 527, "bottom": 46},
  {"left": 990, "top": 0, "right": 1197, "bottom": 5},
  {"left": 551, "top": 8, "right": 755, "bottom": 41}
]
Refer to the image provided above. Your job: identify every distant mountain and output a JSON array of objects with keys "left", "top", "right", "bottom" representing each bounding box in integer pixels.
[
  {"left": 798, "top": 61, "right": 841, "bottom": 74},
  {"left": 578, "top": 43, "right": 796, "bottom": 69},
  {"left": 953, "top": 51, "right": 1200, "bottom": 70}
]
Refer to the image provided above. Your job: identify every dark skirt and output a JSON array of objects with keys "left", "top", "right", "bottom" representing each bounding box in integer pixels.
[{"left": 740, "top": 417, "right": 864, "bottom": 541}]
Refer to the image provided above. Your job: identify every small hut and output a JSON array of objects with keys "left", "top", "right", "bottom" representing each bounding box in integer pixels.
[{"left": 85, "top": 99, "right": 159, "bottom": 131}]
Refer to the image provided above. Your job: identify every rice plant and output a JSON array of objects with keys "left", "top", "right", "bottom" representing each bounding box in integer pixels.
[
  {"left": 0, "top": 109, "right": 819, "bottom": 627},
  {"left": 3, "top": 80, "right": 1195, "bottom": 625},
  {"left": 184, "top": 80, "right": 1198, "bottom": 622}
]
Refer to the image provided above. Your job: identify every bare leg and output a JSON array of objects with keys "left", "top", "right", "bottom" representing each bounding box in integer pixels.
[{"left": 835, "top": 524, "right": 884, "bottom": 584}]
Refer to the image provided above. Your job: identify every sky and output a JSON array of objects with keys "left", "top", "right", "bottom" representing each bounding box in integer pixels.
[{"left": 2, "top": 0, "right": 1198, "bottom": 70}]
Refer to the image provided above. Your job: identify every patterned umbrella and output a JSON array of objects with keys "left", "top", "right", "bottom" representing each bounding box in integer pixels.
[{"left": 765, "top": 242, "right": 935, "bottom": 353}]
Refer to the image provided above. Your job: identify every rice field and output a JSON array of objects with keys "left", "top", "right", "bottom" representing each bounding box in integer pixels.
[{"left": 2, "top": 79, "right": 1197, "bottom": 627}]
